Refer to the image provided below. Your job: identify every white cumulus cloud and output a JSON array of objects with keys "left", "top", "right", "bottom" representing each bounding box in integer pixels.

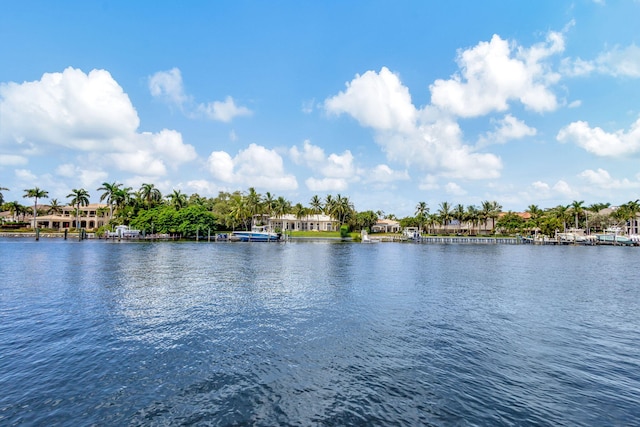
[
  {"left": 324, "top": 68, "right": 502, "bottom": 180},
  {"left": 289, "top": 140, "right": 361, "bottom": 191},
  {"left": 477, "top": 114, "right": 537, "bottom": 147},
  {"left": 198, "top": 96, "right": 253, "bottom": 123},
  {"left": 557, "top": 117, "right": 640, "bottom": 156},
  {"left": 148, "top": 68, "right": 190, "bottom": 106},
  {"left": 0, "top": 67, "right": 197, "bottom": 179},
  {"left": 430, "top": 32, "right": 563, "bottom": 117},
  {"left": 579, "top": 168, "right": 639, "bottom": 189},
  {"left": 207, "top": 143, "right": 298, "bottom": 191},
  {"left": 562, "top": 44, "right": 640, "bottom": 78}
]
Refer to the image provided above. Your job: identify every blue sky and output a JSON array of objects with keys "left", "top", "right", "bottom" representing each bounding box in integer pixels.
[{"left": 1, "top": 1, "right": 640, "bottom": 217}]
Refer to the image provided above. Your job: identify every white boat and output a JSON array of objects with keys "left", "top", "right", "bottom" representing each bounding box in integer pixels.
[
  {"left": 230, "top": 226, "right": 281, "bottom": 242},
  {"left": 596, "top": 233, "right": 636, "bottom": 246},
  {"left": 106, "top": 225, "right": 141, "bottom": 238},
  {"left": 403, "top": 227, "right": 422, "bottom": 241},
  {"left": 361, "top": 230, "right": 380, "bottom": 243}
]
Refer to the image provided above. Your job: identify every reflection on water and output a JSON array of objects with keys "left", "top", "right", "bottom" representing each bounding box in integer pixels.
[{"left": 1, "top": 239, "right": 639, "bottom": 425}]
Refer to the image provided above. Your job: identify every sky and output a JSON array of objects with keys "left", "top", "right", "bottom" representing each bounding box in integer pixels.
[{"left": 1, "top": 1, "right": 640, "bottom": 217}]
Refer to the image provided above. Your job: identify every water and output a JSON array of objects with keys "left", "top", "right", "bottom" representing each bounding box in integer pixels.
[{"left": 1, "top": 238, "right": 639, "bottom": 426}]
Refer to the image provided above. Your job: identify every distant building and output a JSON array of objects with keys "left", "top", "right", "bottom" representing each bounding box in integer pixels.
[
  {"left": 371, "top": 219, "right": 401, "bottom": 233},
  {"left": 32, "top": 203, "right": 111, "bottom": 230},
  {"left": 253, "top": 214, "right": 339, "bottom": 232}
]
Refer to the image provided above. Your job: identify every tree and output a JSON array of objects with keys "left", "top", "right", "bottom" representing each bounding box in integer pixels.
[
  {"left": 67, "top": 188, "right": 90, "bottom": 230},
  {"left": 484, "top": 200, "right": 502, "bottom": 232},
  {"left": 310, "top": 195, "right": 323, "bottom": 228},
  {"left": 262, "top": 192, "right": 276, "bottom": 217},
  {"left": 293, "top": 203, "right": 307, "bottom": 225},
  {"left": 437, "top": 201, "right": 452, "bottom": 232},
  {"left": 356, "top": 210, "right": 379, "bottom": 232},
  {"left": 453, "top": 204, "right": 465, "bottom": 234},
  {"left": 228, "top": 192, "right": 250, "bottom": 230},
  {"left": 167, "top": 189, "right": 188, "bottom": 210},
  {"left": 48, "top": 199, "right": 63, "bottom": 215},
  {"left": 552, "top": 204, "right": 570, "bottom": 232},
  {"left": 495, "top": 211, "right": 525, "bottom": 234},
  {"left": 246, "top": 187, "right": 261, "bottom": 218},
  {"left": 5, "top": 201, "right": 23, "bottom": 221},
  {"left": 466, "top": 205, "right": 480, "bottom": 235},
  {"left": 0, "top": 186, "right": 8, "bottom": 206},
  {"left": 570, "top": 200, "right": 585, "bottom": 230},
  {"left": 24, "top": 187, "right": 49, "bottom": 228},
  {"left": 274, "top": 196, "right": 291, "bottom": 231},
  {"left": 139, "top": 183, "right": 162, "bottom": 208},
  {"left": 415, "top": 201, "right": 429, "bottom": 232},
  {"left": 97, "top": 181, "right": 122, "bottom": 219}
]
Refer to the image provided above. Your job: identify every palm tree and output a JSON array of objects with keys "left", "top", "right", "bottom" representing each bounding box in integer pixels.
[
  {"left": 415, "top": 201, "right": 429, "bottom": 232},
  {"left": 437, "top": 201, "right": 452, "bottom": 233},
  {"left": 24, "top": 187, "right": 49, "bottom": 229},
  {"left": 324, "top": 195, "right": 335, "bottom": 218},
  {"left": 5, "top": 201, "right": 22, "bottom": 221},
  {"left": 0, "top": 186, "right": 8, "bottom": 206},
  {"left": 67, "top": 188, "right": 90, "bottom": 230},
  {"left": 620, "top": 199, "right": 640, "bottom": 234},
  {"left": 139, "top": 183, "right": 162, "bottom": 208},
  {"left": 263, "top": 192, "right": 276, "bottom": 218},
  {"left": 570, "top": 200, "right": 585, "bottom": 230},
  {"left": 466, "top": 205, "right": 480, "bottom": 235},
  {"left": 453, "top": 203, "right": 465, "bottom": 234},
  {"left": 246, "top": 187, "right": 261, "bottom": 219},
  {"left": 293, "top": 203, "right": 307, "bottom": 229},
  {"left": 552, "top": 204, "right": 570, "bottom": 232},
  {"left": 274, "top": 196, "right": 292, "bottom": 232},
  {"left": 97, "top": 181, "right": 122, "bottom": 219},
  {"left": 485, "top": 200, "right": 502, "bottom": 232},
  {"left": 331, "top": 194, "right": 353, "bottom": 226},
  {"left": 48, "top": 199, "right": 63, "bottom": 215},
  {"left": 167, "top": 189, "right": 188, "bottom": 210},
  {"left": 310, "top": 195, "right": 323, "bottom": 229}
]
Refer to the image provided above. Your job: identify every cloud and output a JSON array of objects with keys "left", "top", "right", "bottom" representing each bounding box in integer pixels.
[
  {"left": 578, "top": 168, "right": 639, "bottom": 189},
  {"left": 290, "top": 139, "right": 325, "bottom": 165},
  {"left": 365, "top": 164, "right": 410, "bottom": 184},
  {"left": 557, "top": 117, "right": 640, "bottom": 156},
  {"left": 562, "top": 44, "right": 640, "bottom": 78},
  {"left": 444, "top": 182, "right": 466, "bottom": 196},
  {"left": 305, "top": 177, "right": 348, "bottom": 192},
  {"left": 198, "top": 96, "right": 252, "bottom": 122},
  {"left": 148, "top": 68, "right": 189, "bottom": 106},
  {"left": 325, "top": 67, "right": 416, "bottom": 133},
  {"left": 149, "top": 68, "right": 253, "bottom": 122},
  {"left": 418, "top": 174, "right": 439, "bottom": 191},
  {"left": 0, "top": 154, "right": 28, "bottom": 166},
  {"left": 56, "top": 163, "right": 108, "bottom": 189},
  {"left": 0, "top": 67, "right": 139, "bottom": 152},
  {"left": 325, "top": 68, "right": 502, "bottom": 180},
  {"left": 477, "top": 114, "right": 537, "bottom": 147},
  {"left": 289, "top": 140, "right": 361, "bottom": 191},
  {"left": 207, "top": 143, "right": 298, "bottom": 191},
  {"left": 430, "top": 32, "right": 563, "bottom": 117},
  {"left": 530, "top": 179, "right": 577, "bottom": 199},
  {"left": 0, "top": 67, "right": 197, "bottom": 178}
]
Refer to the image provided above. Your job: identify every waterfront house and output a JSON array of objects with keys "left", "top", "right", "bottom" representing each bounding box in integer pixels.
[
  {"left": 31, "top": 203, "right": 111, "bottom": 230},
  {"left": 253, "top": 214, "right": 339, "bottom": 232},
  {"left": 372, "top": 219, "right": 401, "bottom": 233}
]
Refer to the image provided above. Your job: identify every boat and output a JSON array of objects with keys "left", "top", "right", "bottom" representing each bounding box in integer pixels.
[
  {"left": 595, "top": 233, "right": 636, "bottom": 246},
  {"left": 361, "top": 230, "right": 380, "bottom": 243},
  {"left": 230, "top": 226, "right": 281, "bottom": 242},
  {"left": 106, "top": 225, "right": 141, "bottom": 239},
  {"left": 403, "top": 227, "right": 422, "bottom": 241}
]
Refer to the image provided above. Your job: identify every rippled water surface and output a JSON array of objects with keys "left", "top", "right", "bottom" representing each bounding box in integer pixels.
[{"left": 1, "top": 238, "right": 639, "bottom": 426}]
